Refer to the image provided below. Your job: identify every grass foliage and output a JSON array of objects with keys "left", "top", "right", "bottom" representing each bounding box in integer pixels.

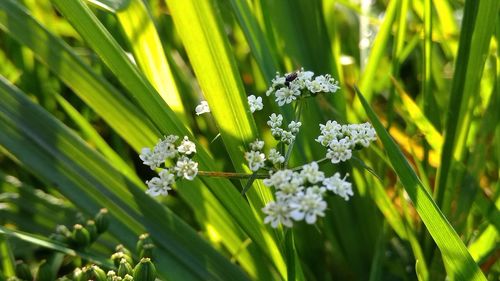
[{"left": 0, "top": 0, "right": 499, "bottom": 280}]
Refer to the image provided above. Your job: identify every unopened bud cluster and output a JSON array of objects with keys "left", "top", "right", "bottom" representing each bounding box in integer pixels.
[
  {"left": 140, "top": 135, "right": 198, "bottom": 196},
  {"left": 50, "top": 208, "right": 109, "bottom": 249},
  {"left": 72, "top": 234, "right": 157, "bottom": 281}
]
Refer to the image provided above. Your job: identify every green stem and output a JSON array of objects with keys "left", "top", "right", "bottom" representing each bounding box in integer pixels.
[{"left": 197, "top": 170, "right": 268, "bottom": 179}]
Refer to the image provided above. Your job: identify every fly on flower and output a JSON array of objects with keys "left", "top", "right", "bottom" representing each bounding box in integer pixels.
[{"left": 284, "top": 71, "right": 298, "bottom": 87}]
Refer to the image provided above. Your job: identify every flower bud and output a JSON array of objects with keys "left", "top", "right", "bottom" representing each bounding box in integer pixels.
[
  {"left": 94, "top": 208, "right": 110, "bottom": 234},
  {"left": 111, "top": 252, "right": 134, "bottom": 268},
  {"left": 139, "top": 243, "right": 155, "bottom": 258},
  {"left": 36, "top": 260, "right": 56, "bottom": 281},
  {"left": 122, "top": 274, "right": 134, "bottom": 281},
  {"left": 89, "top": 265, "right": 107, "bottom": 281},
  {"left": 136, "top": 233, "right": 153, "bottom": 254},
  {"left": 133, "top": 258, "right": 157, "bottom": 281},
  {"left": 71, "top": 224, "right": 91, "bottom": 248},
  {"left": 115, "top": 244, "right": 133, "bottom": 258},
  {"left": 117, "top": 258, "right": 133, "bottom": 277},
  {"left": 86, "top": 220, "right": 99, "bottom": 242},
  {"left": 15, "top": 260, "right": 33, "bottom": 281}
]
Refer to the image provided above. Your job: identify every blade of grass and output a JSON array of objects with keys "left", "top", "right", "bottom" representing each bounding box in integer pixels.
[
  {"left": 165, "top": 0, "right": 287, "bottom": 277},
  {"left": 110, "top": 0, "right": 187, "bottom": 118},
  {"left": 0, "top": 226, "right": 113, "bottom": 268},
  {"left": 434, "top": 0, "right": 499, "bottom": 212},
  {"left": 0, "top": 76, "right": 251, "bottom": 281},
  {"left": 0, "top": 3, "right": 284, "bottom": 277},
  {"left": 355, "top": 86, "right": 486, "bottom": 281}
]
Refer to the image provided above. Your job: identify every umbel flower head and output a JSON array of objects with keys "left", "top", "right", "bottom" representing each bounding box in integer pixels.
[
  {"left": 261, "top": 162, "right": 354, "bottom": 228},
  {"left": 140, "top": 135, "right": 198, "bottom": 196},
  {"left": 265, "top": 68, "right": 340, "bottom": 106}
]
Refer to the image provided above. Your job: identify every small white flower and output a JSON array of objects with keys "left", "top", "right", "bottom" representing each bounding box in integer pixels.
[
  {"left": 175, "top": 156, "right": 198, "bottom": 180},
  {"left": 323, "top": 173, "right": 353, "bottom": 201},
  {"left": 275, "top": 85, "right": 301, "bottom": 106},
  {"left": 245, "top": 150, "right": 266, "bottom": 171},
  {"left": 326, "top": 137, "right": 353, "bottom": 163},
  {"left": 139, "top": 147, "right": 164, "bottom": 170},
  {"left": 268, "top": 148, "right": 285, "bottom": 165},
  {"left": 280, "top": 130, "right": 295, "bottom": 145},
  {"left": 288, "top": 121, "right": 302, "bottom": 135},
  {"left": 177, "top": 136, "right": 196, "bottom": 155},
  {"left": 195, "top": 100, "right": 210, "bottom": 115},
  {"left": 263, "top": 169, "right": 294, "bottom": 188},
  {"left": 250, "top": 139, "right": 265, "bottom": 151},
  {"left": 275, "top": 182, "right": 303, "bottom": 200},
  {"left": 300, "top": 162, "right": 325, "bottom": 184},
  {"left": 289, "top": 189, "right": 327, "bottom": 224},
  {"left": 267, "top": 113, "right": 283, "bottom": 128},
  {"left": 305, "top": 77, "right": 324, "bottom": 93},
  {"left": 346, "top": 123, "right": 377, "bottom": 148},
  {"left": 248, "top": 95, "right": 263, "bottom": 113},
  {"left": 146, "top": 169, "right": 175, "bottom": 196},
  {"left": 262, "top": 201, "right": 293, "bottom": 228},
  {"left": 271, "top": 127, "right": 284, "bottom": 139},
  {"left": 154, "top": 137, "right": 178, "bottom": 160}
]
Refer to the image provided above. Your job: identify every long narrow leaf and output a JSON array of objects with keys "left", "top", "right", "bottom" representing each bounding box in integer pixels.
[{"left": 355, "top": 86, "right": 486, "bottom": 281}]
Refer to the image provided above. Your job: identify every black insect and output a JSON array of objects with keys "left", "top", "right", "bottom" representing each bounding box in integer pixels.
[{"left": 284, "top": 71, "right": 298, "bottom": 87}]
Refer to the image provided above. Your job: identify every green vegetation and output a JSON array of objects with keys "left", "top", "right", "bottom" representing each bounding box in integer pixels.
[{"left": 0, "top": 0, "right": 498, "bottom": 280}]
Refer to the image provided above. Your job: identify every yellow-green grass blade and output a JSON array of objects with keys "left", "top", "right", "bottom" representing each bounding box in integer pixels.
[
  {"left": 392, "top": 78, "right": 443, "bottom": 155},
  {"left": 110, "top": 0, "right": 187, "bottom": 118},
  {"left": 0, "top": 77, "right": 251, "bottom": 281},
  {"left": 227, "top": 0, "right": 279, "bottom": 81},
  {"left": 357, "top": 0, "right": 398, "bottom": 103},
  {"left": 435, "top": 0, "right": 499, "bottom": 211},
  {"left": 0, "top": 0, "right": 159, "bottom": 151},
  {"left": 0, "top": 226, "right": 113, "bottom": 268},
  {"left": 55, "top": 95, "right": 136, "bottom": 177},
  {"left": 0, "top": 2, "right": 285, "bottom": 276},
  {"left": 165, "top": 0, "right": 287, "bottom": 277},
  {"left": 49, "top": 0, "right": 185, "bottom": 136},
  {"left": 0, "top": 234, "right": 15, "bottom": 279},
  {"left": 355, "top": 86, "right": 486, "bottom": 281}
]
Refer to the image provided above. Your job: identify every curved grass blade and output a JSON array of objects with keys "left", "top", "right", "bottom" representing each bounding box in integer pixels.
[
  {"left": 434, "top": 0, "right": 499, "bottom": 211},
  {"left": 0, "top": 76, "right": 251, "bottom": 281},
  {"left": 0, "top": 226, "right": 113, "bottom": 268},
  {"left": 111, "top": 0, "right": 187, "bottom": 118},
  {"left": 355, "top": 86, "right": 486, "bottom": 281}
]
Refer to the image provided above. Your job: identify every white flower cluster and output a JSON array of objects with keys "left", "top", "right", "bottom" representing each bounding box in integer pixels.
[
  {"left": 244, "top": 139, "right": 285, "bottom": 172},
  {"left": 316, "top": 121, "right": 377, "bottom": 164},
  {"left": 262, "top": 162, "right": 353, "bottom": 228},
  {"left": 140, "top": 135, "right": 198, "bottom": 196},
  {"left": 267, "top": 113, "right": 301, "bottom": 145},
  {"left": 265, "top": 68, "right": 340, "bottom": 106},
  {"left": 247, "top": 95, "right": 263, "bottom": 113}
]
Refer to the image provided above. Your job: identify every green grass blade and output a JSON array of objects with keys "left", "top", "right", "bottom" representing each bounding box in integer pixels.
[
  {"left": 0, "top": 234, "right": 15, "bottom": 278},
  {"left": 165, "top": 0, "right": 287, "bottom": 277},
  {"left": 111, "top": 0, "right": 187, "bottom": 117},
  {"left": 0, "top": 76, "right": 251, "bottom": 281},
  {"left": 434, "top": 0, "right": 499, "bottom": 211},
  {"left": 0, "top": 0, "right": 160, "bottom": 151},
  {"left": 227, "top": 0, "right": 279, "bottom": 81},
  {"left": 0, "top": 226, "right": 113, "bottom": 268},
  {"left": 0, "top": 2, "right": 287, "bottom": 276},
  {"left": 355, "top": 86, "right": 486, "bottom": 281}
]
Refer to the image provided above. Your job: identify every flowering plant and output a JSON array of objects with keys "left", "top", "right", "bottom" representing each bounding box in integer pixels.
[{"left": 141, "top": 69, "right": 376, "bottom": 228}]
